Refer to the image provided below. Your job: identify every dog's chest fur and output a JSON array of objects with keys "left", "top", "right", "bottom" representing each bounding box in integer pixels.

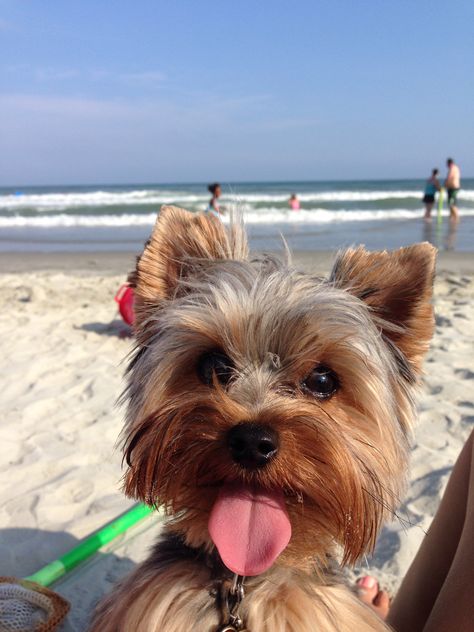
[{"left": 91, "top": 531, "right": 390, "bottom": 631}]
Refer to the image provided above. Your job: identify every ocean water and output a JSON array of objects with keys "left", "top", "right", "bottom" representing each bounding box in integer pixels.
[{"left": 1, "top": 179, "right": 473, "bottom": 253}]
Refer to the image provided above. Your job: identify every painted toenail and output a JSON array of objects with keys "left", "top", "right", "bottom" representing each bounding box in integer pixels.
[{"left": 358, "top": 576, "right": 376, "bottom": 588}]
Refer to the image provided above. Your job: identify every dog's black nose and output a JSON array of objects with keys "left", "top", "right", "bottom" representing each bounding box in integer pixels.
[{"left": 227, "top": 423, "right": 279, "bottom": 469}]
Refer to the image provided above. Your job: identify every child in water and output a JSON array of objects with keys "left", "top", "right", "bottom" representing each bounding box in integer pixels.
[
  {"left": 288, "top": 193, "right": 300, "bottom": 211},
  {"left": 207, "top": 183, "right": 222, "bottom": 217},
  {"left": 423, "top": 169, "right": 441, "bottom": 220}
]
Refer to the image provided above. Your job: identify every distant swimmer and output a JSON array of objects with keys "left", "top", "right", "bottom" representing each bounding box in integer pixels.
[
  {"left": 206, "top": 183, "right": 222, "bottom": 217},
  {"left": 445, "top": 157, "right": 461, "bottom": 222},
  {"left": 288, "top": 193, "right": 300, "bottom": 211},
  {"left": 422, "top": 168, "right": 441, "bottom": 221}
]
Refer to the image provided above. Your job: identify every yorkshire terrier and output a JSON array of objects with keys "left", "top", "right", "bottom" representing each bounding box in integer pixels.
[{"left": 91, "top": 206, "right": 435, "bottom": 631}]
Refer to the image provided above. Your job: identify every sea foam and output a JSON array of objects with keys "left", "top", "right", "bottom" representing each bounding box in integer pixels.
[
  {"left": 2, "top": 188, "right": 473, "bottom": 212},
  {"left": 2, "top": 207, "right": 474, "bottom": 228}
]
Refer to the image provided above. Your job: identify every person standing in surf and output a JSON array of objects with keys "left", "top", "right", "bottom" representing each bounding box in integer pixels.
[
  {"left": 422, "top": 168, "right": 441, "bottom": 220},
  {"left": 288, "top": 193, "right": 300, "bottom": 211},
  {"left": 206, "top": 183, "right": 222, "bottom": 217},
  {"left": 445, "top": 158, "right": 461, "bottom": 222}
]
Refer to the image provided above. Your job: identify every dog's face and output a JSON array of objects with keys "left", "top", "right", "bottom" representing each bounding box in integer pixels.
[{"left": 123, "top": 206, "right": 435, "bottom": 576}]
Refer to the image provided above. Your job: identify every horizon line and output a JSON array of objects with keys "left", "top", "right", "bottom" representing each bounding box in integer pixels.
[{"left": 2, "top": 175, "right": 473, "bottom": 190}]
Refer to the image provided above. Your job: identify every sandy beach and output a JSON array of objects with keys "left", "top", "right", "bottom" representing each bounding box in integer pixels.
[{"left": 1, "top": 249, "right": 474, "bottom": 630}]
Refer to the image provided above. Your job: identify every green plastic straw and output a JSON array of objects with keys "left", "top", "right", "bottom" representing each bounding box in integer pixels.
[
  {"left": 25, "top": 503, "right": 154, "bottom": 587},
  {"left": 437, "top": 187, "right": 444, "bottom": 226}
]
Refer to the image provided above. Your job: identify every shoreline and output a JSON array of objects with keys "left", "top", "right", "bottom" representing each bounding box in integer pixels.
[{"left": 1, "top": 249, "right": 474, "bottom": 275}]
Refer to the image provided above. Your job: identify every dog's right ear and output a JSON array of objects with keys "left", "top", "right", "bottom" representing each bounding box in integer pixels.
[{"left": 132, "top": 206, "right": 247, "bottom": 329}]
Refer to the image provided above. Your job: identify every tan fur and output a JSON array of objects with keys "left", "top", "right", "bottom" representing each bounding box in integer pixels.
[
  {"left": 330, "top": 244, "right": 436, "bottom": 374},
  {"left": 90, "top": 207, "right": 435, "bottom": 631},
  {"left": 133, "top": 205, "right": 248, "bottom": 336},
  {"left": 91, "top": 546, "right": 390, "bottom": 631}
]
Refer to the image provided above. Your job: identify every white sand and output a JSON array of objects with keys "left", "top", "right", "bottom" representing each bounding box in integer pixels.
[{"left": 0, "top": 256, "right": 473, "bottom": 630}]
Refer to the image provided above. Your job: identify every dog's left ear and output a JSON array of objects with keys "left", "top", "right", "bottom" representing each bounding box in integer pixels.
[
  {"left": 132, "top": 205, "right": 247, "bottom": 329},
  {"left": 330, "top": 243, "right": 436, "bottom": 374}
]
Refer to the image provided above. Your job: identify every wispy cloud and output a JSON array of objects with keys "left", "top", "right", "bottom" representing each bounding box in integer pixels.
[
  {"left": 0, "top": 91, "right": 323, "bottom": 184},
  {"left": 4, "top": 65, "right": 167, "bottom": 85},
  {"left": 0, "top": 94, "right": 137, "bottom": 118},
  {"left": 255, "top": 116, "right": 322, "bottom": 131},
  {"left": 34, "top": 67, "right": 80, "bottom": 81},
  {"left": 0, "top": 17, "right": 12, "bottom": 31},
  {"left": 118, "top": 70, "right": 167, "bottom": 84},
  {"left": 0, "top": 91, "right": 275, "bottom": 131},
  {"left": 88, "top": 69, "right": 167, "bottom": 84}
]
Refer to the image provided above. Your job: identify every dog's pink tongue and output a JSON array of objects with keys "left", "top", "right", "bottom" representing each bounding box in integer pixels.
[{"left": 208, "top": 485, "right": 291, "bottom": 576}]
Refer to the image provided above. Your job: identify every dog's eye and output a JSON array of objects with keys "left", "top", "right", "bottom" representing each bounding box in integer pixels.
[
  {"left": 197, "top": 351, "right": 234, "bottom": 387},
  {"left": 301, "top": 365, "right": 339, "bottom": 399}
]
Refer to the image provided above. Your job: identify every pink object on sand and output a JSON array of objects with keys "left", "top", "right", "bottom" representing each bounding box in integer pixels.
[
  {"left": 115, "top": 284, "right": 135, "bottom": 326},
  {"left": 208, "top": 484, "right": 291, "bottom": 576}
]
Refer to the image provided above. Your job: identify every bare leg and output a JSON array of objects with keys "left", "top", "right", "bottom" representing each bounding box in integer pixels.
[
  {"left": 449, "top": 204, "right": 459, "bottom": 222},
  {"left": 388, "top": 430, "right": 474, "bottom": 631},
  {"left": 424, "top": 204, "right": 433, "bottom": 220}
]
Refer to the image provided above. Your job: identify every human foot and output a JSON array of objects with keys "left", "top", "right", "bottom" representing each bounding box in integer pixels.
[{"left": 356, "top": 576, "right": 390, "bottom": 620}]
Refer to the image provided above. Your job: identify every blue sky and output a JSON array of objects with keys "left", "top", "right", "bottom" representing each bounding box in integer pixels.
[{"left": 1, "top": 0, "right": 473, "bottom": 185}]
